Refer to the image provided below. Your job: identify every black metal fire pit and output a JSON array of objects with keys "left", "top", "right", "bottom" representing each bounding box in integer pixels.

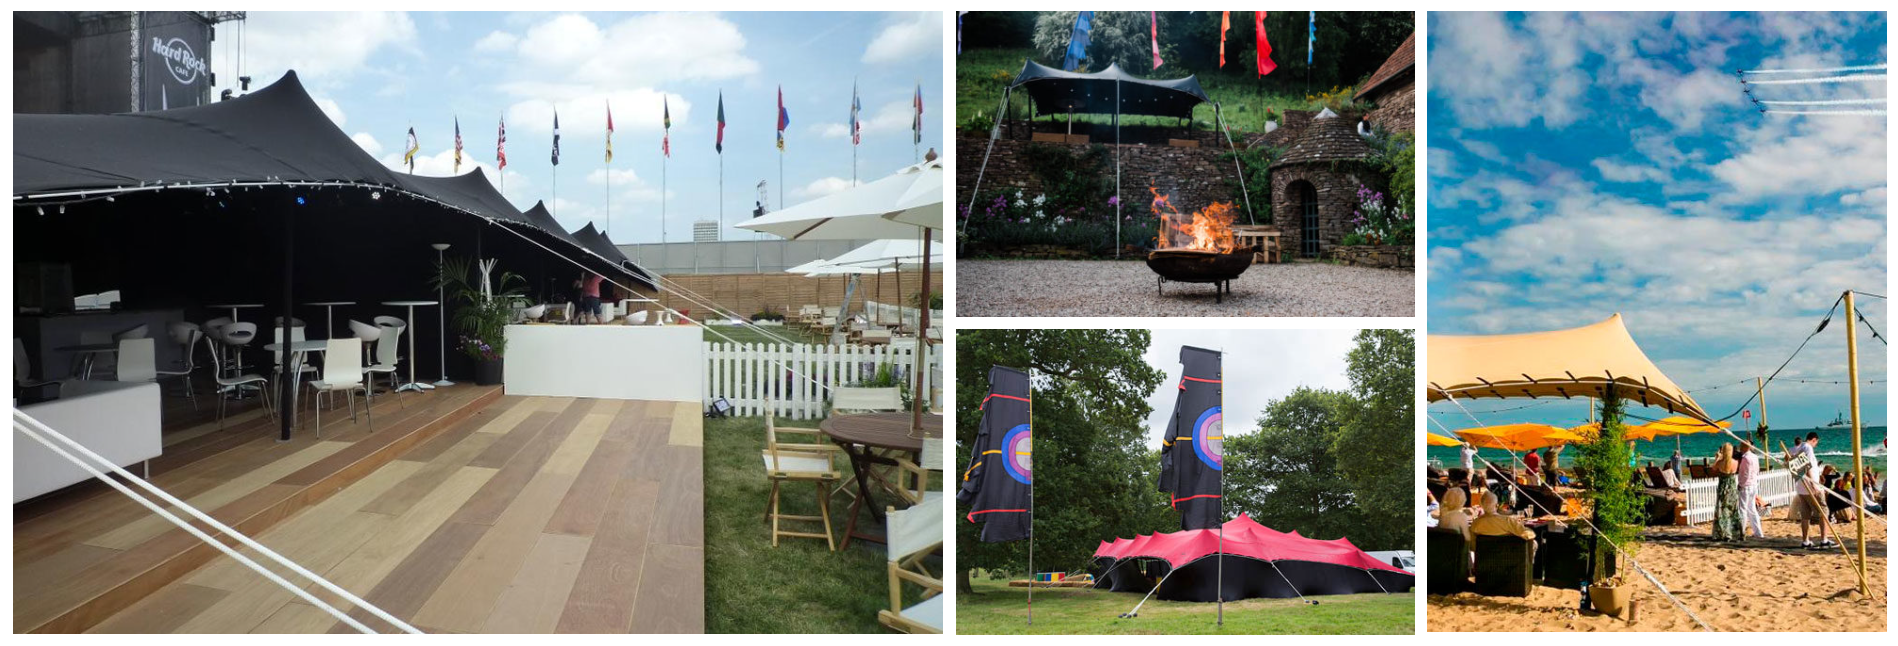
[{"left": 1146, "top": 246, "right": 1259, "bottom": 303}]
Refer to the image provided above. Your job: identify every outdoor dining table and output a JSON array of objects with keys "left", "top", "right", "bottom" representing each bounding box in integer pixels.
[
  {"left": 207, "top": 303, "right": 265, "bottom": 322},
  {"left": 53, "top": 342, "right": 117, "bottom": 379},
  {"left": 263, "top": 339, "right": 329, "bottom": 426},
  {"left": 820, "top": 411, "right": 943, "bottom": 549},
  {"left": 382, "top": 300, "right": 438, "bottom": 393}
]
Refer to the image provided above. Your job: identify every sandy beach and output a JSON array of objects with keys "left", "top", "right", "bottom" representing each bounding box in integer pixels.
[{"left": 1428, "top": 516, "right": 1887, "bottom": 632}]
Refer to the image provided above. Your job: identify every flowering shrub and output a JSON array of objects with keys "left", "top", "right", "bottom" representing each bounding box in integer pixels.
[
  {"left": 961, "top": 189, "right": 1157, "bottom": 255},
  {"left": 459, "top": 335, "right": 501, "bottom": 362},
  {"left": 1344, "top": 184, "right": 1413, "bottom": 246}
]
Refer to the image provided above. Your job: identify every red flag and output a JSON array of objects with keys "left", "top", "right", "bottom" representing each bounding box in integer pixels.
[
  {"left": 1256, "top": 12, "right": 1277, "bottom": 77},
  {"left": 1219, "top": 12, "right": 1230, "bottom": 68},
  {"left": 1150, "top": 12, "right": 1163, "bottom": 70}
]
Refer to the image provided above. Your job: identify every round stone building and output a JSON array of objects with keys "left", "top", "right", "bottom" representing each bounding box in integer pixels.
[{"left": 1268, "top": 111, "right": 1379, "bottom": 259}]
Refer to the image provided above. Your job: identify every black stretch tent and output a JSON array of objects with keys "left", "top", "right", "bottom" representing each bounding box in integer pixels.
[
  {"left": 1007, "top": 60, "right": 1209, "bottom": 118},
  {"left": 13, "top": 71, "right": 655, "bottom": 440},
  {"left": 569, "top": 221, "right": 654, "bottom": 287}
]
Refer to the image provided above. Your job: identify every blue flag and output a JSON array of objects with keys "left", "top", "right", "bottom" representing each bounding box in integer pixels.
[
  {"left": 1063, "top": 11, "right": 1093, "bottom": 71},
  {"left": 1307, "top": 11, "right": 1316, "bottom": 65}
]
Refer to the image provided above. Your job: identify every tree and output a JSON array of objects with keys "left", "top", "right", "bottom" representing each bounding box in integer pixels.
[
  {"left": 1574, "top": 391, "right": 1642, "bottom": 580},
  {"left": 956, "top": 330, "right": 1166, "bottom": 592},
  {"left": 1225, "top": 387, "right": 1370, "bottom": 539},
  {"left": 1330, "top": 329, "right": 1416, "bottom": 550}
]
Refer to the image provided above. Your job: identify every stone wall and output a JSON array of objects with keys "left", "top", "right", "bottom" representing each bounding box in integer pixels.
[
  {"left": 957, "top": 132, "right": 1261, "bottom": 221},
  {"left": 1366, "top": 82, "right": 1415, "bottom": 134},
  {"left": 1328, "top": 245, "right": 1415, "bottom": 270},
  {"left": 1270, "top": 165, "right": 1379, "bottom": 258}
]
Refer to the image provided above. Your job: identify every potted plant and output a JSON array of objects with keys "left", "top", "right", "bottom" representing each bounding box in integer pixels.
[
  {"left": 1573, "top": 390, "right": 1641, "bottom": 617},
  {"left": 431, "top": 256, "right": 528, "bottom": 386}
]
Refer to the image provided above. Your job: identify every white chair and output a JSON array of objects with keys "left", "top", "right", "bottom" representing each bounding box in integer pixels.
[
  {"left": 832, "top": 387, "right": 905, "bottom": 414},
  {"left": 372, "top": 316, "right": 407, "bottom": 391},
  {"left": 223, "top": 322, "right": 259, "bottom": 377},
  {"left": 202, "top": 333, "right": 273, "bottom": 428},
  {"left": 272, "top": 326, "right": 318, "bottom": 382},
  {"left": 14, "top": 338, "right": 62, "bottom": 400},
  {"left": 117, "top": 323, "right": 151, "bottom": 340},
  {"left": 77, "top": 330, "right": 114, "bottom": 378},
  {"left": 877, "top": 496, "right": 944, "bottom": 634},
  {"left": 352, "top": 320, "right": 399, "bottom": 408},
  {"left": 306, "top": 338, "right": 368, "bottom": 436},
  {"left": 157, "top": 323, "right": 203, "bottom": 408},
  {"left": 522, "top": 304, "right": 547, "bottom": 322},
  {"left": 115, "top": 338, "right": 157, "bottom": 383},
  {"left": 202, "top": 317, "right": 233, "bottom": 377}
]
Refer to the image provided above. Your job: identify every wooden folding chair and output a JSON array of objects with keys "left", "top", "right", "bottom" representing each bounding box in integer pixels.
[
  {"left": 892, "top": 438, "right": 945, "bottom": 507},
  {"left": 877, "top": 497, "right": 944, "bottom": 634},
  {"left": 829, "top": 386, "right": 907, "bottom": 500},
  {"left": 762, "top": 409, "right": 843, "bottom": 550}
]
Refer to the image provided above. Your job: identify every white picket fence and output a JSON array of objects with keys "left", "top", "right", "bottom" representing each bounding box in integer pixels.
[
  {"left": 703, "top": 341, "right": 940, "bottom": 419},
  {"left": 1683, "top": 469, "right": 1795, "bottom": 524}
]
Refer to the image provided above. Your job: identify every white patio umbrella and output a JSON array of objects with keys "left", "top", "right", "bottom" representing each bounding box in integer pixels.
[
  {"left": 822, "top": 239, "right": 944, "bottom": 327},
  {"left": 737, "top": 161, "right": 945, "bottom": 434}
]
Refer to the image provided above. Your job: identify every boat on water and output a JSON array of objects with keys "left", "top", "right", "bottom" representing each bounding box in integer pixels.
[{"left": 1828, "top": 411, "right": 1848, "bottom": 428}]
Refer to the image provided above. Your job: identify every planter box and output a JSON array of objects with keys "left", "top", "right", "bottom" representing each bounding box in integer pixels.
[{"left": 1327, "top": 244, "right": 1415, "bottom": 270}]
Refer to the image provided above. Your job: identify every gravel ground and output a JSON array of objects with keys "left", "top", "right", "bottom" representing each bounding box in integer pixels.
[{"left": 958, "top": 259, "right": 1415, "bottom": 317}]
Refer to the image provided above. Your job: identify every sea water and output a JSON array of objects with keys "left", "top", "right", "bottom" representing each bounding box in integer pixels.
[{"left": 1425, "top": 425, "right": 1888, "bottom": 473}]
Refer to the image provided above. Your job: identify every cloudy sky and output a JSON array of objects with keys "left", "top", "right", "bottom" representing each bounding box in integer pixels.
[
  {"left": 209, "top": 11, "right": 943, "bottom": 243},
  {"left": 1139, "top": 329, "right": 1361, "bottom": 449},
  {"left": 1427, "top": 12, "right": 1888, "bottom": 430}
]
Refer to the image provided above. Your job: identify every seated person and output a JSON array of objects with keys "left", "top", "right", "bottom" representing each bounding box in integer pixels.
[
  {"left": 1471, "top": 494, "right": 1535, "bottom": 542},
  {"left": 1438, "top": 488, "right": 1475, "bottom": 543},
  {"left": 1425, "top": 491, "right": 1440, "bottom": 528}
]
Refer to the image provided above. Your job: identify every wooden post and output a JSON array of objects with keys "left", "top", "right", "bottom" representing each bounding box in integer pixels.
[
  {"left": 1844, "top": 291, "right": 1869, "bottom": 595},
  {"left": 1756, "top": 377, "right": 1770, "bottom": 448}
]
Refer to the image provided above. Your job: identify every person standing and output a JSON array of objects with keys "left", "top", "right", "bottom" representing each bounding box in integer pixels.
[
  {"left": 1711, "top": 443, "right": 1742, "bottom": 542},
  {"left": 1460, "top": 441, "right": 1477, "bottom": 474},
  {"left": 1787, "top": 432, "right": 1834, "bottom": 549},
  {"left": 1738, "top": 440, "right": 1765, "bottom": 539},
  {"left": 1523, "top": 448, "right": 1542, "bottom": 485},
  {"left": 577, "top": 271, "right": 604, "bottom": 325}
]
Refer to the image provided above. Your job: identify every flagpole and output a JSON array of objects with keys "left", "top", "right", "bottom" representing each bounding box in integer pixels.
[
  {"left": 1027, "top": 367, "right": 1035, "bottom": 627},
  {"left": 1216, "top": 348, "right": 1225, "bottom": 627}
]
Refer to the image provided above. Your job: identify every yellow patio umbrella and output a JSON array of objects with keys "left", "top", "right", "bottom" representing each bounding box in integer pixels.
[
  {"left": 1627, "top": 416, "right": 1731, "bottom": 444},
  {"left": 1454, "top": 423, "right": 1573, "bottom": 452},
  {"left": 1427, "top": 432, "right": 1463, "bottom": 447}
]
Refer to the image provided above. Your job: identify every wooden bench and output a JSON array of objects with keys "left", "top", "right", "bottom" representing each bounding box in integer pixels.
[{"left": 1232, "top": 226, "right": 1282, "bottom": 264}]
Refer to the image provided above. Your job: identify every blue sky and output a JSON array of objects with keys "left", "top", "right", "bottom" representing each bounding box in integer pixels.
[
  {"left": 1427, "top": 12, "right": 1888, "bottom": 429},
  {"left": 210, "top": 11, "right": 943, "bottom": 243}
]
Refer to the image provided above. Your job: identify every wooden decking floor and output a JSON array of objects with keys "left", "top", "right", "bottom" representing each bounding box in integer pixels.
[{"left": 21, "top": 394, "right": 705, "bottom": 634}]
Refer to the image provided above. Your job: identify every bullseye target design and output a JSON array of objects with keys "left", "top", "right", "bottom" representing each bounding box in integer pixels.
[
  {"left": 1192, "top": 407, "right": 1223, "bottom": 470},
  {"left": 1002, "top": 423, "right": 1033, "bottom": 484}
]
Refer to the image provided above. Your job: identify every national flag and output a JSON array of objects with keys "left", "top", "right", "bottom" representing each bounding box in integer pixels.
[
  {"left": 1150, "top": 11, "right": 1164, "bottom": 70},
  {"left": 551, "top": 110, "right": 561, "bottom": 166},
  {"left": 662, "top": 97, "right": 671, "bottom": 158},
  {"left": 715, "top": 91, "right": 725, "bottom": 154},
  {"left": 496, "top": 115, "right": 507, "bottom": 170},
  {"left": 959, "top": 365, "right": 1032, "bottom": 542},
  {"left": 1308, "top": 11, "right": 1316, "bottom": 66},
  {"left": 850, "top": 82, "right": 861, "bottom": 146},
  {"left": 912, "top": 82, "right": 924, "bottom": 145},
  {"left": 1256, "top": 12, "right": 1277, "bottom": 77},
  {"left": 776, "top": 85, "right": 789, "bottom": 152},
  {"left": 403, "top": 127, "right": 419, "bottom": 173},
  {"left": 605, "top": 102, "right": 614, "bottom": 164},
  {"left": 1062, "top": 11, "right": 1093, "bottom": 71},
  {"left": 1158, "top": 345, "right": 1223, "bottom": 531},
  {"left": 1219, "top": 11, "right": 1230, "bottom": 68},
  {"left": 453, "top": 117, "right": 463, "bottom": 174}
]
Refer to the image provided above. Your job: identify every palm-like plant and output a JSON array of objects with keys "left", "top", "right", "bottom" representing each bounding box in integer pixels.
[{"left": 430, "top": 256, "right": 528, "bottom": 361}]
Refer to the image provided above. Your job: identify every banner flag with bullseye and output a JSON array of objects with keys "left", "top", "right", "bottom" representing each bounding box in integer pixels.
[
  {"left": 1159, "top": 345, "right": 1223, "bottom": 530},
  {"left": 958, "top": 365, "right": 1032, "bottom": 543}
]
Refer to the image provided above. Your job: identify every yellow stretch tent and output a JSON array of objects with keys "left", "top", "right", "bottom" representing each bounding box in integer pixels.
[{"left": 1427, "top": 314, "right": 1710, "bottom": 421}]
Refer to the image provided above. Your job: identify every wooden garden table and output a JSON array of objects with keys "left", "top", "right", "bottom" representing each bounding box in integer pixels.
[{"left": 820, "top": 412, "right": 943, "bottom": 548}]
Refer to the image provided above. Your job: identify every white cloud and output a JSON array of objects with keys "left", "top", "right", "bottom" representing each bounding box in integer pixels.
[
  {"left": 587, "top": 168, "right": 642, "bottom": 187},
  {"left": 814, "top": 99, "right": 920, "bottom": 139},
  {"left": 351, "top": 132, "right": 383, "bottom": 157},
  {"left": 213, "top": 12, "right": 418, "bottom": 93},
  {"left": 506, "top": 89, "right": 689, "bottom": 137},
  {"left": 1710, "top": 113, "right": 1887, "bottom": 199},
  {"left": 1590, "top": 157, "right": 1669, "bottom": 183},
  {"left": 479, "top": 13, "right": 758, "bottom": 98},
  {"left": 474, "top": 30, "right": 518, "bottom": 53},
  {"left": 313, "top": 96, "right": 346, "bottom": 128},
  {"left": 793, "top": 176, "right": 860, "bottom": 199},
  {"left": 862, "top": 12, "right": 942, "bottom": 65}
]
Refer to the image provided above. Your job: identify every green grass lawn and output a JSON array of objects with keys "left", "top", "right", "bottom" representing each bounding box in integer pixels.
[
  {"left": 704, "top": 415, "right": 926, "bottom": 633},
  {"left": 957, "top": 48, "right": 1348, "bottom": 133},
  {"left": 957, "top": 578, "right": 1414, "bottom": 635},
  {"left": 700, "top": 323, "right": 826, "bottom": 345}
]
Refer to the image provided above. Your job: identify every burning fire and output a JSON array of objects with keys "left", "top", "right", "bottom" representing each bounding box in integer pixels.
[{"left": 1150, "top": 187, "right": 1238, "bottom": 253}]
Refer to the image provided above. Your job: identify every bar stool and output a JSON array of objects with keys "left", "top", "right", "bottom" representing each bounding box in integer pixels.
[
  {"left": 221, "top": 322, "right": 260, "bottom": 398},
  {"left": 373, "top": 316, "right": 407, "bottom": 389},
  {"left": 351, "top": 320, "right": 396, "bottom": 407}
]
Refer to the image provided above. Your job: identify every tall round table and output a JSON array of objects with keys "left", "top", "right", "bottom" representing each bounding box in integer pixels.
[
  {"left": 304, "top": 301, "right": 356, "bottom": 340},
  {"left": 207, "top": 303, "right": 265, "bottom": 322},
  {"left": 263, "top": 339, "right": 329, "bottom": 427},
  {"left": 382, "top": 301, "right": 439, "bottom": 393},
  {"left": 820, "top": 412, "right": 944, "bottom": 548}
]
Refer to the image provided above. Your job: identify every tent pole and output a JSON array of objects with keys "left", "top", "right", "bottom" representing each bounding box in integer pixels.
[
  {"left": 1115, "top": 78, "right": 1121, "bottom": 258},
  {"left": 278, "top": 198, "right": 294, "bottom": 443},
  {"left": 913, "top": 233, "right": 932, "bottom": 432},
  {"left": 1215, "top": 103, "right": 1256, "bottom": 225},
  {"left": 1845, "top": 290, "right": 1870, "bottom": 595},
  {"left": 967, "top": 87, "right": 1011, "bottom": 223}
]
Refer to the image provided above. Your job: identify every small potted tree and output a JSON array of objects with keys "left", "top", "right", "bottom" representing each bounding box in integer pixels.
[
  {"left": 432, "top": 256, "right": 528, "bottom": 386},
  {"left": 1572, "top": 390, "right": 1643, "bottom": 617}
]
